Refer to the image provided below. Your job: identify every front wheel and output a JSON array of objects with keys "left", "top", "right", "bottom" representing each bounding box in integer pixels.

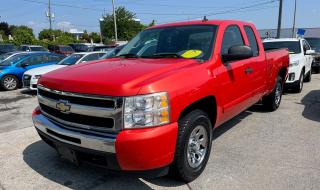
[
  {"left": 304, "top": 69, "right": 312, "bottom": 82},
  {"left": 1, "top": 75, "right": 19, "bottom": 91},
  {"left": 169, "top": 110, "right": 212, "bottom": 182},
  {"left": 293, "top": 71, "right": 304, "bottom": 93},
  {"left": 262, "top": 76, "right": 283, "bottom": 111}
]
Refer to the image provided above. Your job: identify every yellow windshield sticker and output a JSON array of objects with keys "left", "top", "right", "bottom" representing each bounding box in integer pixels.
[{"left": 180, "top": 50, "right": 203, "bottom": 59}]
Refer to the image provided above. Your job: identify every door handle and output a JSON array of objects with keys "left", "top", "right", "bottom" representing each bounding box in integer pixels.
[{"left": 244, "top": 67, "right": 253, "bottom": 74}]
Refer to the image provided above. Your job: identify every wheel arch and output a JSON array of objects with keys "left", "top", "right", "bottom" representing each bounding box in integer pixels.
[{"left": 178, "top": 96, "right": 217, "bottom": 128}]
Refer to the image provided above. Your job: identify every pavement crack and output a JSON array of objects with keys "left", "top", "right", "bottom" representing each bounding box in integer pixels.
[{"left": 186, "top": 183, "right": 193, "bottom": 190}]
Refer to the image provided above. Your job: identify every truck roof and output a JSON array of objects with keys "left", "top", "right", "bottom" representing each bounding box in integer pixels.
[
  {"left": 263, "top": 38, "right": 300, "bottom": 42},
  {"left": 148, "top": 19, "right": 254, "bottom": 29}
]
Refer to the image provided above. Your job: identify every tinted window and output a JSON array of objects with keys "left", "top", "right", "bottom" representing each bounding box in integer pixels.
[
  {"left": 21, "top": 54, "right": 45, "bottom": 65},
  {"left": 244, "top": 26, "right": 259, "bottom": 56},
  {"left": 30, "top": 46, "right": 47, "bottom": 51},
  {"left": 263, "top": 41, "right": 301, "bottom": 54},
  {"left": 48, "top": 55, "right": 64, "bottom": 62},
  {"left": 118, "top": 25, "right": 218, "bottom": 60},
  {"left": 60, "top": 46, "right": 74, "bottom": 52},
  {"left": 221, "top": 25, "right": 244, "bottom": 55}
]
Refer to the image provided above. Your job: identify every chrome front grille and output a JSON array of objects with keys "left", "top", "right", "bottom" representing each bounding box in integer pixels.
[{"left": 37, "top": 85, "right": 123, "bottom": 133}]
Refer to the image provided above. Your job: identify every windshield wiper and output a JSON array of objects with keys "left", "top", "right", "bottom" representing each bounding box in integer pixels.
[
  {"left": 142, "top": 53, "right": 182, "bottom": 58},
  {"left": 117, "top": 53, "right": 140, "bottom": 58}
]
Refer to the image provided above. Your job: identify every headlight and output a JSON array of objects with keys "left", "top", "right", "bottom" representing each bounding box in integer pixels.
[
  {"left": 289, "top": 60, "right": 299, "bottom": 67},
  {"left": 33, "top": 75, "right": 41, "bottom": 79},
  {"left": 124, "top": 92, "right": 170, "bottom": 129}
]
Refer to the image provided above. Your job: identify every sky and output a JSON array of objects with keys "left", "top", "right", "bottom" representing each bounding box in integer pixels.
[{"left": 0, "top": 0, "right": 319, "bottom": 36}]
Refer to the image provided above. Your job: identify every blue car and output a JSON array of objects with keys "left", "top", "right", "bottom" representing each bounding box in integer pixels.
[{"left": 0, "top": 52, "right": 65, "bottom": 91}]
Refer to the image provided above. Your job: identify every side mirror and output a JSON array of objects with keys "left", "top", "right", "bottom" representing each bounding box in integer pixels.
[
  {"left": 305, "top": 50, "right": 315, "bottom": 55},
  {"left": 222, "top": 45, "right": 253, "bottom": 62}
]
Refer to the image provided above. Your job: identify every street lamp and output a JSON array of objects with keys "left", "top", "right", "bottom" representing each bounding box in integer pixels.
[{"left": 99, "top": 18, "right": 104, "bottom": 44}]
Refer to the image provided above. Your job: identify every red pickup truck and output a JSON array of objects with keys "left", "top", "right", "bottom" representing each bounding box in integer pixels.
[{"left": 32, "top": 20, "right": 289, "bottom": 182}]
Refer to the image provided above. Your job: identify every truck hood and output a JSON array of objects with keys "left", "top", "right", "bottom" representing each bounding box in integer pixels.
[
  {"left": 39, "top": 58, "right": 199, "bottom": 96},
  {"left": 24, "top": 65, "right": 67, "bottom": 76}
]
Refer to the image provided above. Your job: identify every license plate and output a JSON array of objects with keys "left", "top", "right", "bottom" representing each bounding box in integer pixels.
[{"left": 56, "top": 145, "right": 79, "bottom": 165}]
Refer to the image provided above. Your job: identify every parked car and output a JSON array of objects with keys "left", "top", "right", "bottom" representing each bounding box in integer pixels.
[
  {"left": 23, "top": 52, "right": 106, "bottom": 90},
  {"left": 48, "top": 45, "right": 75, "bottom": 56},
  {"left": 0, "top": 44, "right": 16, "bottom": 55},
  {"left": 19, "top": 45, "right": 48, "bottom": 52},
  {"left": 87, "top": 45, "right": 112, "bottom": 52},
  {"left": 68, "top": 43, "right": 93, "bottom": 52},
  {"left": 263, "top": 38, "right": 314, "bottom": 93},
  {"left": 305, "top": 37, "right": 320, "bottom": 73},
  {"left": 32, "top": 20, "right": 289, "bottom": 182},
  {"left": 99, "top": 45, "right": 125, "bottom": 59},
  {"left": 0, "top": 52, "right": 64, "bottom": 90},
  {"left": 0, "top": 52, "right": 23, "bottom": 62}
]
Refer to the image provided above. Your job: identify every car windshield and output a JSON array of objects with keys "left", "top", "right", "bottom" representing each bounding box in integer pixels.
[
  {"left": 0, "top": 54, "right": 28, "bottom": 66},
  {"left": 117, "top": 25, "right": 218, "bottom": 60},
  {"left": 0, "top": 52, "right": 15, "bottom": 62},
  {"left": 263, "top": 41, "right": 301, "bottom": 54},
  {"left": 305, "top": 38, "right": 320, "bottom": 52},
  {"left": 57, "top": 54, "right": 84, "bottom": 65},
  {"left": 30, "top": 46, "right": 47, "bottom": 51}
]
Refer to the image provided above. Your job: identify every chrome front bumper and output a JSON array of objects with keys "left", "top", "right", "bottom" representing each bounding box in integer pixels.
[{"left": 33, "top": 114, "right": 116, "bottom": 153}]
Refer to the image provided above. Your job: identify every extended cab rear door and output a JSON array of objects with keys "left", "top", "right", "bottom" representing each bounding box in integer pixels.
[{"left": 242, "top": 25, "right": 267, "bottom": 103}]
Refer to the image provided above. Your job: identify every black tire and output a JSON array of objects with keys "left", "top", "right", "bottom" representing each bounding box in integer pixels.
[
  {"left": 314, "top": 67, "right": 320, "bottom": 74},
  {"left": 1, "top": 75, "right": 19, "bottom": 91},
  {"left": 292, "top": 71, "right": 304, "bottom": 93},
  {"left": 304, "top": 69, "right": 312, "bottom": 82},
  {"left": 169, "top": 110, "right": 213, "bottom": 182},
  {"left": 262, "top": 76, "right": 283, "bottom": 111}
]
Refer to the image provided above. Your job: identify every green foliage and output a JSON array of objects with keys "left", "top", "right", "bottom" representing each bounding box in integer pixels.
[
  {"left": 11, "top": 26, "right": 36, "bottom": 46},
  {"left": 90, "top": 32, "right": 101, "bottom": 43},
  {"left": 0, "top": 22, "right": 11, "bottom": 36},
  {"left": 101, "top": 6, "right": 146, "bottom": 41}
]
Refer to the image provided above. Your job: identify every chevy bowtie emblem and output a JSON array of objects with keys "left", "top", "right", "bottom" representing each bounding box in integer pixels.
[{"left": 56, "top": 100, "right": 71, "bottom": 113}]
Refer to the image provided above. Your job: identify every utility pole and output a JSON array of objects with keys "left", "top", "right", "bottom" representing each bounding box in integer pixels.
[
  {"left": 292, "top": 0, "right": 297, "bottom": 38},
  {"left": 277, "top": 0, "right": 283, "bottom": 39},
  {"left": 48, "top": 0, "right": 52, "bottom": 30},
  {"left": 112, "top": 0, "right": 118, "bottom": 42}
]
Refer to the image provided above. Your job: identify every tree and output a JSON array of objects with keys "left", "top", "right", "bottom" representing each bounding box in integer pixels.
[
  {"left": 90, "top": 32, "right": 101, "bottom": 43},
  {"left": 39, "top": 29, "right": 63, "bottom": 40},
  {"left": 101, "top": 6, "right": 146, "bottom": 41},
  {"left": 0, "top": 22, "right": 10, "bottom": 36},
  {"left": 11, "top": 26, "right": 35, "bottom": 46}
]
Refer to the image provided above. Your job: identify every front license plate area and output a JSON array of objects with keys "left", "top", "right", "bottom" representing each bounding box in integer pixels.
[{"left": 56, "top": 145, "right": 79, "bottom": 165}]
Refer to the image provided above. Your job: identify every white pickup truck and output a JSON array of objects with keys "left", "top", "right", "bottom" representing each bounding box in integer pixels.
[{"left": 263, "top": 38, "right": 315, "bottom": 93}]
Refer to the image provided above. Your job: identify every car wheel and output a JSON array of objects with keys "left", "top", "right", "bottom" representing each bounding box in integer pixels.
[
  {"left": 304, "top": 69, "right": 312, "bottom": 82},
  {"left": 315, "top": 67, "right": 320, "bottom": 74},
  {"left": 169, "top": 110, "right": 212, "bottom": 182},
  {"left": 262, "top": 76, "right": 283, "bottom": 111},
  {"left": 1, "top": 75, "right": 19, "bottom": 91},
  {"left": 293, "top": 71, "right": 304, "bottom": 93}
]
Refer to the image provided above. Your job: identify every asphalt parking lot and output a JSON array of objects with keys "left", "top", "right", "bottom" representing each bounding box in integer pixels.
[{"left": 0, "top": 75, "right": 320, "bottom": 190}]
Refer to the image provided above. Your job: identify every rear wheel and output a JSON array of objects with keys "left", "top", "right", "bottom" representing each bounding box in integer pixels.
[
  {"left": 1, "top": 75, "right": 19, "bottom": 91},
  {"left": 169, "top": 110, "right": 212, "bottom": 182},
  {"left": 293, "top": 71, "right": 304, "bottom": 93},
  {"left": 262, "top": 76, "right": 283, "bottom": 111}
]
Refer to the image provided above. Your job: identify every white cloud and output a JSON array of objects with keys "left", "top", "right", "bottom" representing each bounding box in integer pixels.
[{"left": 56, "top": 21, "right": 73, "bottom": 31}]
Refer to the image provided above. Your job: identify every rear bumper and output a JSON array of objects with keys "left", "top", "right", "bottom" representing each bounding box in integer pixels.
[{"left": 32, "top": 108, "right": 178, "bottom": 171}]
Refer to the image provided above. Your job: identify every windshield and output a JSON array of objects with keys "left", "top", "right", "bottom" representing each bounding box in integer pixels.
[
  {"left": 0, "top": 54, "right": 28, "bottom": 66},
  {"left": 0, "top": 52, "right": 15, "bottom": 62},
  {"left": 117, "top": 25, "right": 218, "bottom": 60},
  {"left": 30, "top": 46, "right": 47, "bottom": 51},
  {"left": 57, "top": 54, "right": 84, "bottom": 65},
  {"left": 263, "top": 41, "right": 301, "bottom": 54},
  {"left": 305, "top": 38, "right": 320, "bottom": 52}
]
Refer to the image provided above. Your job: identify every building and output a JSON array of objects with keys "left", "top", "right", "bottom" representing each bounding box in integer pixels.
[
  {"left": 69, "top": 29, "right": 84, "bottom": 40},
  {"left": 258, "top": 27, "right": 320, "bottom": 39}
]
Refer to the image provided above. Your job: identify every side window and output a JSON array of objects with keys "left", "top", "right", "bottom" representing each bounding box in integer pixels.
[
  {"left": 244, "top": 26, "right": 259, "bottom": 56},
  {"left": 48, "top": 55, "right": 63, "bottom": 62},
  {"left": 221, "top": 25, "right": 244, "bottom": 55},
  {"left": 21, "top": 55, "right": 44, "bottom": 65}
]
